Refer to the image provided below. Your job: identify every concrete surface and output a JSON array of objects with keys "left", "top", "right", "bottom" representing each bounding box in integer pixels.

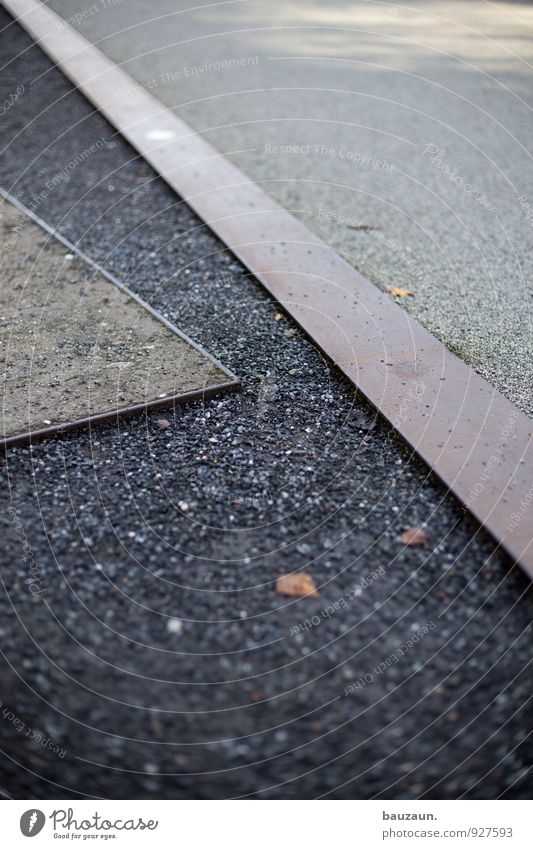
[
  {"left": 0, "top": 9, "right": 532, "bottom": 800},
  {"left": 0, "top": 197, "right": 233, "bottom": 443},
  {"left": 36, "top": 0, "right": 533, "bottom": 418}
]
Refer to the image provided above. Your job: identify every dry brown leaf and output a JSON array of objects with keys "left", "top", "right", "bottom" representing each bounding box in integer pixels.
[
  {"left": 388, "top": 286, "right": 413, "bottom": 298},
  {"left": 401, "top": 527, "right": 428, "bottom": 547},
  {"left": 276, "top": 572, "right": 319, "bottom": 599}
]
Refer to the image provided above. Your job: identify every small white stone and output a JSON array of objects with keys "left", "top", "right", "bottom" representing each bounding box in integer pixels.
[
  {"left": 167, "top": 618, "right": 183, "bottom": 635},
  {"left": 144, "top": 762, "right": 158, "bottom": 774}
]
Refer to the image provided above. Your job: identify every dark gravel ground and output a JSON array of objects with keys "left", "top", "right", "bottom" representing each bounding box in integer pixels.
[{"left": 0, "top": 9, "right": 532, "bottom": 800}]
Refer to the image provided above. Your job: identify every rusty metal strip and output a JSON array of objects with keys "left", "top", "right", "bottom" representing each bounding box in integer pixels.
[
  {"left": 0, "top": 189, "right": 240, "bottom": 449},
  {"left": 3, "top": 0, "right": 533, "bottom": 577},
  {"left": 1, "top": 384, "right": 240, "bottom": 450}
]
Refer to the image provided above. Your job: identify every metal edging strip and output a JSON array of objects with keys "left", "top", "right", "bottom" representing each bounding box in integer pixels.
[{"left": 1, "top": 383, "right": 241, "bottom": 450}]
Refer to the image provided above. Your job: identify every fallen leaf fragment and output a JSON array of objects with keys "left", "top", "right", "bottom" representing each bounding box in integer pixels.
[
  {"left": 276, "top": 572, "right": 319, "bottom": 599},
  {"left": 401, "top": 527, "right": 428, "bottom": 547},
  {"left": 388, "top": 286, "right": 413, "bottom": 298}
]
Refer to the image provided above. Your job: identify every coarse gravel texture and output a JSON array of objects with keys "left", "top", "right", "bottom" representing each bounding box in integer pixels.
[
  {"left": 43, "top": 0, "right": 533, "bottom": 417},
  {"left": 0, "top": 9, "right": 532, "bottom": 800}
]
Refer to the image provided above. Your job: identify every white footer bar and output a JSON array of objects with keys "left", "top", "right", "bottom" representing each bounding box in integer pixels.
[{"left": 3, "top": 799, "right": 531, "bottom": 847}]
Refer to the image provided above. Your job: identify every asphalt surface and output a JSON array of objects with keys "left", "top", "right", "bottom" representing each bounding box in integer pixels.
[
  {"left": 42, "top": 0, "right": 533, "bottom": 417},
  {"left": 0, "top": 9, "right": 532, "bottom": 800}
]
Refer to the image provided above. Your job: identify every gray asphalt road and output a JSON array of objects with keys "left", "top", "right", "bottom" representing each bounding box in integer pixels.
[
  {"left": 43, "top": 0, "right": 533, "bottom": 417},
  {"left": 0, "top": 9, "right": 532, "bottom": 800}
]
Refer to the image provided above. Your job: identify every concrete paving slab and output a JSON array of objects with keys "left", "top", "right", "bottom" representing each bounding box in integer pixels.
[
  {"left": 0, "top": 196, "right": 237, "bottom": 446},
  {"left": 40, "top": 0, "right": 533, "bottom": 417}
]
